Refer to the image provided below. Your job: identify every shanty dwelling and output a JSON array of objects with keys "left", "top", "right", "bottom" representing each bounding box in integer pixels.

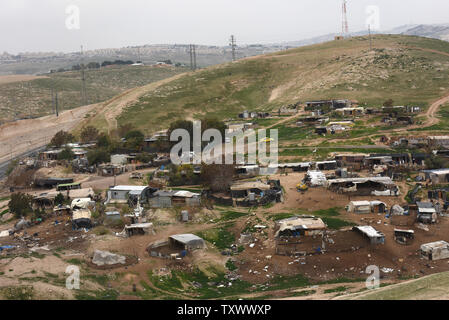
[
  {"left": 347, "top": 201, "right": 371, "bottom": 214},
  {"left": 421, "top": 241, "right": 449, "bottom": 261},
  {"left": 346, "top": 201, "right": 386, "bottom": 214},
  {"left": 169, "top": 234, "right": 206, "bottom": 251},
  {"left": 364, "top": 155, "right": 393, "bottom": 167},
  {"left": 230, "top": 181, "right": 271, "bottom": 200},
  {"left": 149, "top": 190, "right": 175, "bottom": 208},
  {"left": 98, "top": 164, "right": 127, "bottom": 177},
  {"left": 105, "top": 211, "right": 121, "bottom": 222},
  {"left": 123, "top": 223, "right": 155, "bottom": 237},
  {"left": 316, "top": 161, "right": 338, "bottom": 171},
  {"left": 422, "top": 169, "right": 449, "bottom": 185},
  {"left": 326, "top": 177, "right": 398, "bottom": 196},
  {"left": 428, "top": 136, "right": 449, "bottom": 148},
  {"left": 367, "top": 153, "right": 410, "bottom": 166},
  {"left": 334, "top": 153, "right": 366, "bottom": 171},
  {"left": 370, "top": 201, "right": 387, "bottom": 213},
  {"left": 353, "top": 226, "right": 385, "bottom": 245},
  {"left": 275, "top": 216, "right": 326, "bottom": 237},
  {"left": 38, "top": 149, "right": 63, "bottom": 161},
  {"left": 394, "top": 229, "right": 414, "bottom": 245},
  {"left": 106, "top": 186, "right": 150, "bottom": 205},
  {"left": 31, "top": 188, "right": 95, "bottom": 209},
  {"left": 173, "top": 191, "right": 201, "bottom": 207},
  {"left": 335, "top": 107, "right": 364, "bottom": 117},
  {"left": 276, "top": 162, "right": 312, "bottom": 173},
  {"left": 72, "top": 209, "right": 92, "bottom": 230},
  {"left": 416, "top": 202, "right": 438, "bottom": 224},
  {"left": 275, "top": 216, "right": 327, "bottom": 256}
]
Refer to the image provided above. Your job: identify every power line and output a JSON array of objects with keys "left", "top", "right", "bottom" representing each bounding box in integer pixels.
[
  {"left": 229, "top": 35, "right": 237, "bottom": 61},
  {"left": 341, "top": 0, "right": 349, "bottom": 37},
  {"left": 189, "top": 44, "right": 197, "bottom": 71}
]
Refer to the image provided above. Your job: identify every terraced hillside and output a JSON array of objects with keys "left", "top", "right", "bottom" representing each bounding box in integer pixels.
[
  {"left": 81, "top": 35, "right": 449, "bottom": 135},
  {"left": 0, "top": 65, "right": 187, "bottom": 122}
]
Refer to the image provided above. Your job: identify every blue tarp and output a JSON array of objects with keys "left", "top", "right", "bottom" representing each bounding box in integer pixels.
[{"left": 0, "top": 245, "right": 15, "bottom": 251}]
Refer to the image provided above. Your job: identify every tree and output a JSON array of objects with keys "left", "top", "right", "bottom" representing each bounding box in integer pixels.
[
  {"left": 97, "top": 133, "right": 111, "bottom": 148},
  {"left": 201, "top": 164, "right": 235, "bottom": 192},
  {"left": 425, "top": 155, "right": 449, "bottom": 169},
  {"left": 50, "top": 130, "right": 75, "bottom": 147},
  {"left": 57, "top": 147, "right": 75, "bottom": 161},
  {"left": 87, "top": 149, "right": 110, "bottom": 166},
  {"left": 87, "top": 62, "right": 100, "bottom": 69},
  {"left": 136, "top": 152, "right": 155, "bottom": 164},
  {"left": 54, "top": 193, "right": 65, "bottom": 206},
  {"left": 124, "top": 130, "right": 145, "bottom": 151},
  {"left": 80, "top": 126, "right": 99, "bottom": 143},
  {"left": 8, "top": 193, "right": 34, "bottom": 219}
]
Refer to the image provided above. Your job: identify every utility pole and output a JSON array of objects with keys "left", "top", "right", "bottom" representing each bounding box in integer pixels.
[
  {"left": 51, "top": 86, "right": 55, "bottom": 114},
  {"left": 341, "top": 0, "right": 349, "bottom": 37},
  {"left": 55, "top": 90, "right": 59, "bottom": 117},
  {"left": 189, "top": 44, "right": 197, "bottom": 71},
  {"left": 229, "top": 35, "right": 237, "bottom": 61},
  {"left": 193, "top": 44, "right": 197, "bottom": 70},
  {"left": 80, "top": 45, "right": 88, "bottom": 106}
]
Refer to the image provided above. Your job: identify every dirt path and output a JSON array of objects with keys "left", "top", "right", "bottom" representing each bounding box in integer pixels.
[{"left": 424, "top": 94, "right": 449, "bottom": 127}]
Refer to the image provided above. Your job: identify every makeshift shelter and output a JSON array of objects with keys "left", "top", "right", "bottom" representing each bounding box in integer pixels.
[
  {"left": 149, "top": 190, "right": 176, "bottom": 208},
  {"left": 124, "top": 223, "right": 154, "bottom": 237},
  {"left": 326, "top": 177, "right": 398, "bottom": 196},
  {"left": 421, "top": 241, "right": 449, "bottom": 261},
  {"left": 230, "top": 181, "right": 271, "bottom": 199},
  {"left": 422, "top": 169, "right": 449, "bottom": 185},
  {"left": 316, "top": 161, "right": 338, "bottom": 171},
  {"left": 394, "top": 229, "right": 414, "bottom": 245},
  {"left": 353, "top": 226, "right": 385, "bottom": 245},
  {"left": 417, "top": 202, "right": 437, "bottom": 224},
  {"left": 347, "top": 201, "right": 371, "bottom": 214},
  {"left": 169, "top": 234, "right": 206, "bottom": 251},
  {"left": 275, "top": 216, "right": 326, "bottom": 238},
  {"left": 72, "top": 209, "right": 92, "bottom": 229},
  {"left": 172, "top": 190, "right": 201, "bottom": 207},
  {"left": 106, "top": 185, "right": 150, "bottom": 205}
]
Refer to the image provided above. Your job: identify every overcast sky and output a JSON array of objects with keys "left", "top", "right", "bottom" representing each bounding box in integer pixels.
[{"left": 1, "top": 0, "right": 449, "bottom": 53}]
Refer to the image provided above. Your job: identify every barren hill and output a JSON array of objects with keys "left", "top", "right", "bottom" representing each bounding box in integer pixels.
[{"left": 79, "top": 34, "right": 449, "bottom": 135}]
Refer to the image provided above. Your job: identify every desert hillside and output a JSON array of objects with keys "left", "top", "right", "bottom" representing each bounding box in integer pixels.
[{"left": 79, "top": 34, "right": 449, "bottom": 135}]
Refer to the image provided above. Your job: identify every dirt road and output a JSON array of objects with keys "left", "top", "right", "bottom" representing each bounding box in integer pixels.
[
  {"left": 0, "top": 104, "right": 95, "bottom": 165},
  {"left": 424, "top": 94, "right": 449, "bottom": 127}
]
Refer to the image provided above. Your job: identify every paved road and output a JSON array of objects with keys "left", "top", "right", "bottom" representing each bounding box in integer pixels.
[{"left": 0, "top": 145, "right": 46, "bottom": 179}]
